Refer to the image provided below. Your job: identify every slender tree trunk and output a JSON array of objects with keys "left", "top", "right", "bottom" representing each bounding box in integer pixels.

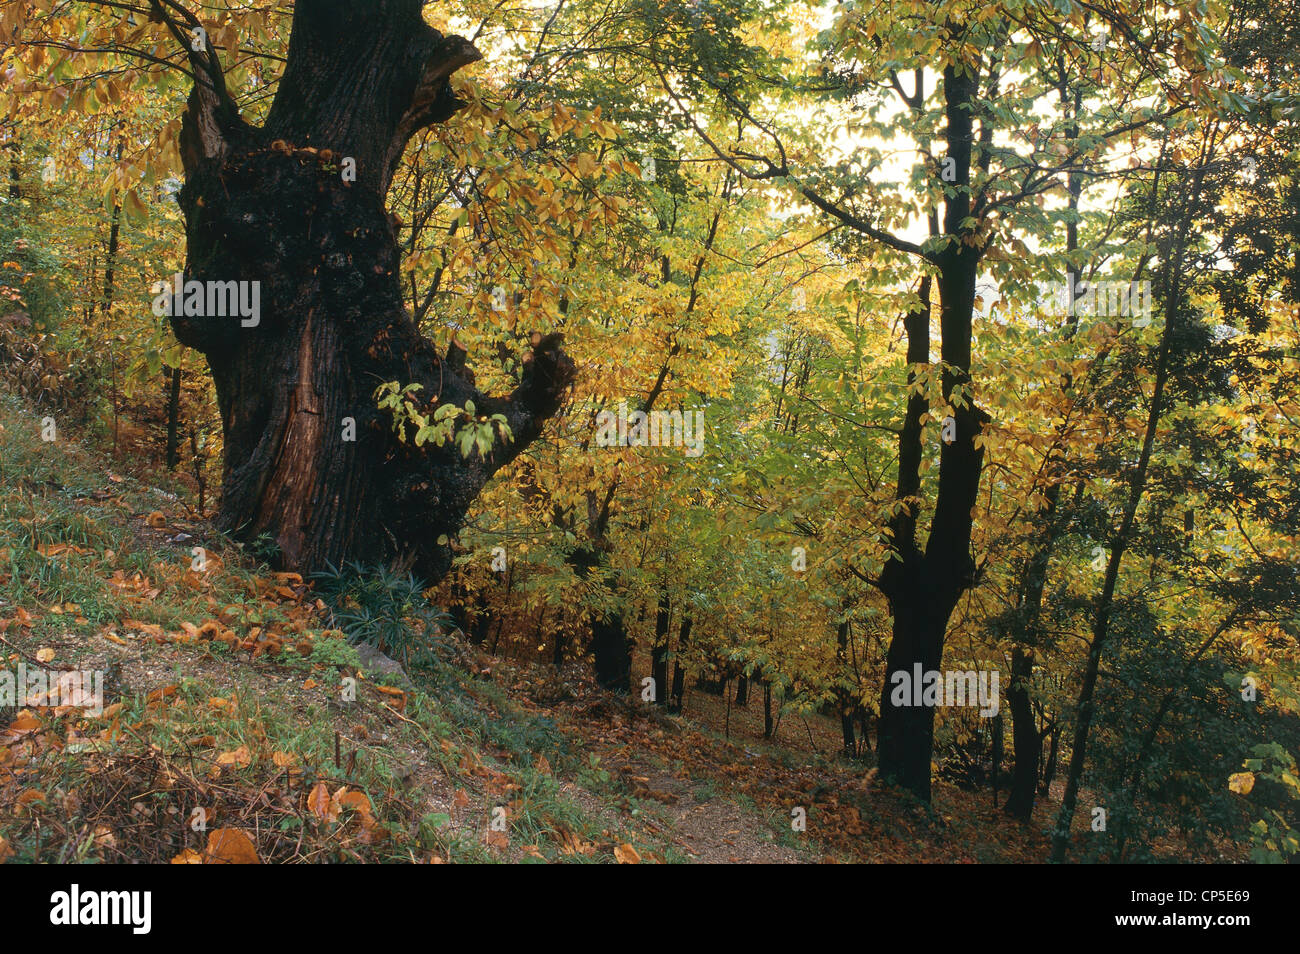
[
  {"left": 552, "top": 622, "right": 566, "bottom": 668},
  {"left": 170, "top": 0, "right": 572, "bottom": 579},
  {"left": 102, "top": 179, "right": 123, "bottom": 455},
  {"left": 875, "top": 65, "right": 990, "bottom": 803},
  {"left": 6, "top": 142, "right": 18, "bottom": 199},
  {"left": 1003, "top": 646, "right": 1039, "bottom": 819},
  {"left": 734, "top": 673, "right": 749, "bottom": 707},
  {"left": 836, "top": 620, "right": 857, "bottom": 757},
  {"left": 669, "top": 614, "right": 691, "bottom": 713},
  {"left": 165, "top": 366, "right": 182, "bottom": 470},
  {"left": 651, "top": 590, "right": 670, "bottom": 707},
  {"left": 1038, "top": 724, "right": 1059, "bottom": 797},
  {"left": 1049, "top": 158, "right": 1200, "bottom": 861},
  {"left": 991, "top": 709, "right": 1003, "bottom": 808},
  {"left": 469, "top": 592, "right": 491, "bottom": 646}
]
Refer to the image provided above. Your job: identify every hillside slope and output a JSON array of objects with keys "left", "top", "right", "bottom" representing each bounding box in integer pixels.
[{"left": 0, "top": 393, "right": 1056, "bottom": 863}]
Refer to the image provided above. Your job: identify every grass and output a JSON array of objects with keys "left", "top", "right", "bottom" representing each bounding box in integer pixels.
[{"left": 0, "top": 393, "right": 663, "bottom": 863}]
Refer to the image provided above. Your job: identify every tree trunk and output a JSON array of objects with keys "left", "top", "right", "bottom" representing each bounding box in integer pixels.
[
  {"left": 1003, "top": 646, "right": 1039, "bottom": 820},
  {"left": 165, "top": 366, "right": 182, "bottom": 471},
  {"left": 1037, "top": 723, "right": 1059, "bottom": 797},
  {"left": 669, "top": 614, "right": 691, "bottom": 713},
  {"left": 734, "top": 673, "right": 749, "bottom": 707},
  {"left": 170, "top": 0, "right": 572, "bottom": 580},
  {"left": 991, "top": 709, "right": 1003, "bottom": 808},
  {"left": 590, "top": 613, "right": 631, "bottom": 693},
  {"left": 1050, "top": 157, "right": 1198, "bottom": 862},
  {"left": 874, "top": 64, "right": 990, "bottom": 804},
  {"left": 6, "top": 142, "right": 18, "bottom": 199},
  {"left": 651, "top": 590, "right": 670, "bottom": 707},
  {"left": 835, "top": 619, "right": 856, "bottom": 758}
]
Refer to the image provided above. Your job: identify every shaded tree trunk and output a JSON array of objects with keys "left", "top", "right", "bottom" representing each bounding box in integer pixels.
[
  {"left": 874, "top": 64, "right": 990, "bottom": 803},
  {"left": 991, "top": 709, "right": 1003, "bottom": 807},
  {"left": 835, "top": 620, "right": 856, "bottom": 757},
  {"left": 590, "top": 613, "right": 631, "bottom": 693},
  {"left": 165, "top": 366, "right": 183, "bottom": 471},
  {"left": 6, "top": 142, "right": 18, "bottom": 199},
  {"left": 1003, "top": 646, "right": 1039, "bottom": 820},
  {"left": 669, "top": 614, "right": 691, "bottom": 713},
  {"left": 1050, "top": 156, "right": 1197, "bottom": 862},
  {"left": 170, "top": 0, "right": 572, "bottom": 580},
  {"left": 651, "top": 590, "right": 670, "bottom": 707},
  {"left": 1038, "top": 723, "right": 1059, "bottom": 797}
]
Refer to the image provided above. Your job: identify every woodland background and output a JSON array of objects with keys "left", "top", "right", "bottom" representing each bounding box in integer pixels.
[{"left": 0, "top": 0, "right": 1297, "bottom": 863}]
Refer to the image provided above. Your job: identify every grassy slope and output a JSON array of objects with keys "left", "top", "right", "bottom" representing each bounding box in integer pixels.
[{"left": 0, "top": 392, "right": 1064, "bottom": 863}]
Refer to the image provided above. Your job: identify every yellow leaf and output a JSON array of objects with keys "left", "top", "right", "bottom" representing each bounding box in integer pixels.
[
  {"left": 215, "top": 745, "right": 251, "bottom": 769},
  {"left": 1228, "top": 772, "right": 1255, "bottom": 795}
]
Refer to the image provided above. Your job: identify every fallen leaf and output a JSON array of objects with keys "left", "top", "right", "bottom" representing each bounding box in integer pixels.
[
  {"left": 614, "top": 843, "right": 641, "bottom": 864},
  {"left": 308, "top": 781, "right": 338, "bottom": 822},
  {"left": 216, "top": 745, "right": 252, "bottom": 769},
  {"left": 203, "top": 828, "right": 261, "bottom": 864}
]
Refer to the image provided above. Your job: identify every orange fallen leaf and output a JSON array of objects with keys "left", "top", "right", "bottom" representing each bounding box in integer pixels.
[
  {"left": 35, "top": 647, "right": 54, "bottom": 663},
  {"left": 16, "top": 789, "right": 47, "bottom": 810},
  {"left": 203, "top": 828, "right": 260, "bottom": 864},
  {"left": 169, "top": 848, "right": 203, "bottom": 864},
  {"left": 307, "top": 781, "right": 338, "bottom": 822},
  {"left": 337, "top": 789, "right": 373, "bottom": 820},
  {"left": 215, "top": 745, "right": 252, "bottom": 769},
  {"left": 614, "top": 843, "right": 641, "bottom": 864},
  {"left": 145, "top": 684, "right": 178, "bottom": 704}
]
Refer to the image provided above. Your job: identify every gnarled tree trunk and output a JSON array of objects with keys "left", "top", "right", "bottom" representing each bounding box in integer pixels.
[{"left": 170, "top": 0, "right": 573, "bottom": 580}]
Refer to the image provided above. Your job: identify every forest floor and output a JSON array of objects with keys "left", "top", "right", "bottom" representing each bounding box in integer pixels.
[{"left": 0, "top": 392, "right": 1069, "bottom": 863}]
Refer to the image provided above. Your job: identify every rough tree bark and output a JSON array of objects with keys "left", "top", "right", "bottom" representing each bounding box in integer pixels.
[{"left": 169, "top": 0, "right": 573, "bottom": 580}]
